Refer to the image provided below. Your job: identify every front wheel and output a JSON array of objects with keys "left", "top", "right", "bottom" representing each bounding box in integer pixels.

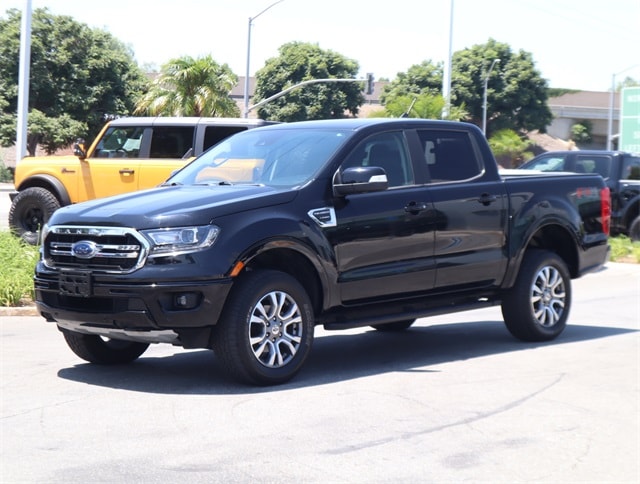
[
  {"left": 9, "top": 187, "right": 61, "bottom": 245},
  {"left": 501, "top": 250, "right": 572, "bottom": 342},
  {"left": 61, "top": 329, "right": 149, "bottom": 364},
  {"left": 213, "top": 270, "right": 314, "bottom": 386}
]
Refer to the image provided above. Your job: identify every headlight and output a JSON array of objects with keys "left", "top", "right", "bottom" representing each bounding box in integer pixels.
[{"left": 141, "top": 225, "right": 220, "bottom": 256}]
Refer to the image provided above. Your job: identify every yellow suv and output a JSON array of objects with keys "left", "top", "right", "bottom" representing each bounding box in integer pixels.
[{"left": 9, "top": 117, "right": 277, "bottom": 243}]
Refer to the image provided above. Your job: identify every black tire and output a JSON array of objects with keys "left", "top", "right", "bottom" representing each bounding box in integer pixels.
[
  {"left": 501, "top": 249, "right": 571, "bottom": 342},
  {"left": 213, "top": 270, "right": 314, "bottom": 386},
  {"left": 61, "top": 329, "right": 149, "bottom": 364},
  {"left": 371, "top": 319, "right": 416, "bottom": 332},
  {"left": 629, "top": 216, "right": 640, "bottom": 242},
  {"left": 9, "top": 187, "right": 61, "bottom": 245}
]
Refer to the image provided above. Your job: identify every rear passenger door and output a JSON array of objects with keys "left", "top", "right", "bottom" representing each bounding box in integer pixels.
[
  {"left": 137, "top": 125, "right": 197, "bottom": 188},
  {"left": 415, "top": 129, "right": 508, "bottom": 290}
]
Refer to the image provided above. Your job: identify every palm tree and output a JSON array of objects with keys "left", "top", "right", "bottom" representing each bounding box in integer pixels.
[{"left": 135, "top": 55, "right": 240, "bottom": 117}]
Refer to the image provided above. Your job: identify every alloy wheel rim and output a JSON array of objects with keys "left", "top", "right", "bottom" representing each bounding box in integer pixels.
[
  {"left": 248, "top": 290, "right": 303, "bottom": 368},
  {"left": 530, "top": 265, "right": 565, "bottom": 327}
]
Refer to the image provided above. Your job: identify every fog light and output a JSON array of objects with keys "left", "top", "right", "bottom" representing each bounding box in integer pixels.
[{"left": 173, "top": 292, "right": 199, "bottom": 310}]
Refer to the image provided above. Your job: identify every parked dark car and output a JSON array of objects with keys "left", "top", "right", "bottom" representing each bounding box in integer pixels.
[{"left": 518, "top": 150, "right": 640, "bottom": 240}]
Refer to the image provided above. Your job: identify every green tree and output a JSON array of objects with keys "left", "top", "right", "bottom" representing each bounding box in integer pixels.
[
  {"left": 451, "top": 39, "right": 552, "bottom": 135},
  {"left": 379, "top": 60, "right": 443, "bottom": 104},
  {"left": 488, "top": 129, "right": 534, "bottom": 168},
  {"left": 381, "top": 92, "right": 468, "bottom": 121},
  {"left": 253, "top": 42, "right": 364, "bottom": 121},
  {"left": 135, "top": 55, "right": 239, "bottom": 117},
  {"left": 571, "top": 120, "right": 592, "bottom": 144},
  {"left": 0, "top": 8, "right": 149, "bottom": 155}
]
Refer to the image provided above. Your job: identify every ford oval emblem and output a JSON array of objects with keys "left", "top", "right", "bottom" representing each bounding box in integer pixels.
[{"left": 71, "top": 240, "right": 98, "bottom": 259}]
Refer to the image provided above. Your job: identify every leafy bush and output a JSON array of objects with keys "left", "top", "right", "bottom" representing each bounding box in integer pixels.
[
  {"left": 609, "top": 235, "right": 640, "bottom": 263},
  {"left": 0, "top": 231, "right": 39, "bottom": 306},
  {"left": 0, "top": 160, "right": 13, "bottom": 183}
]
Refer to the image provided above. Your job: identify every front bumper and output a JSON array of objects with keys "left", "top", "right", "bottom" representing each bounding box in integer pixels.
[{"left": 35, "top": 270, "right": 233, "bottom": 344}]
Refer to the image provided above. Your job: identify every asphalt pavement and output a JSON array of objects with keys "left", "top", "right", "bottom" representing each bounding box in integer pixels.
[{"left": 1, "top": 262, "right": 638, "bottom": 483}]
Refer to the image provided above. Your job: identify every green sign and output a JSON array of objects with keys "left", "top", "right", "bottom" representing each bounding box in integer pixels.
[{"left": 620, "top": 86, "right": 640, "bottom": 153}]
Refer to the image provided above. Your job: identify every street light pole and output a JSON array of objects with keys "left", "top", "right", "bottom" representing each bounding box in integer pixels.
[
  {"left": 482, "top": 58, "right": 499, "bottom": 135},
  {"left": 243, "top": 0, "right": 284, "bottom": 118}
]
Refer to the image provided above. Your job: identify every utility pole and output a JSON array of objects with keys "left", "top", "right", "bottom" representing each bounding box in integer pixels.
[
  {"left": 482, "top": 58, "right": 500, "bottom": 135},
  {"left": 16, "top": 0, "right": 32, "bottom": 161}
]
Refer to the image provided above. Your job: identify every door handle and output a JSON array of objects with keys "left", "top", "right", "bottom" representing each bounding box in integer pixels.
[
  {"left": 119, "top": 169, "right": 135, "bottom": 175},
  {"left": 404, "top": 201, "right": 429, "bottom": 214},
  {"left": 477, "top": 193, "right": 497, "bottom": 206}
]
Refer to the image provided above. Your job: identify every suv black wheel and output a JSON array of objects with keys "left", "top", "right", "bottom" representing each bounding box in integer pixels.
[
  {"left": 9, "top": 187, "right": 61, "bottom": 245},
  {"left": 629, "top": 216, "right": 640, "bottom": 242},
  {"left": 501, "top": 249, "right": 571, "bottom": 342},
  {"left": 61, "top": 329, "right": 149, "bottom": 364},
  {"left": 213, "top": 270, "right": 314, "bottom": 386}
]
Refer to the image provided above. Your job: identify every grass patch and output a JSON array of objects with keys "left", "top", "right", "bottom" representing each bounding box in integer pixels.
[
  {"left": 0, "top": 231, "right": 40, "bottom": 306},
  {"left": 608, "top": 235, "right": 640, "bottom": 263}
]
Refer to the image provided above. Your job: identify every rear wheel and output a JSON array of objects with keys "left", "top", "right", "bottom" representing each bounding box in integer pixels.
[
  {"left": 629, "top": 216, "right": 640, "bottom": 242},
  {"left": 213, "top": 270, "right": 314, "bottom": 385},
  {"left": 9, "top": 187, "right": 61, "bottom": 245},
  {"left": 61, "top": 329, "right": 149, "bottom": 364},
  {"left": 501, "top": 250, "right": 571, "bottom": 342}
]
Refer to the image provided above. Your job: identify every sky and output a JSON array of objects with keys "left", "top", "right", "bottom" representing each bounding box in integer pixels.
[{"left": 3, "top": 0, "right": 640, "bottom": 92}]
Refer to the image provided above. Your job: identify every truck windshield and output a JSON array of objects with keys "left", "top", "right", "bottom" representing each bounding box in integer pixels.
[{"left": 165, "top": 127, "right": 350, "bottom": 188}]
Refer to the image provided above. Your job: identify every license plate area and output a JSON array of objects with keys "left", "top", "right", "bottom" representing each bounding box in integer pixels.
[{"left": 59, "top": 272, "right": 92, "bottom": 297}]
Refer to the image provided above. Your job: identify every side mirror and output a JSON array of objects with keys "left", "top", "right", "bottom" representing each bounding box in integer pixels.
[
  {"left": 333, "top": 166, "right": 389, "bottom": 196},
  {"left": 73, "top": 138, "right": 87, "bottom": 158}
]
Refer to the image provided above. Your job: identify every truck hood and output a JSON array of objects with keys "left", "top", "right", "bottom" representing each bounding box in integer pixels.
[{"left": 48, "top": 184, "right": 299, "bottom": 229}]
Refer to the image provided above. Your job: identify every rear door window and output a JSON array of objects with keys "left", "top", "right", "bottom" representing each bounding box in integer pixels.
[
  {"left": 149, "top": 126, "right": 195, "bottom": 159},
  {"left": 203, "top": 126, "right": 249, "bottom": 151},
  {"left": 575, "top": 155, "right": 611, "bottom": 177},
  {"left": 415, "top": 130, "right": 481, "bottom": 182}
]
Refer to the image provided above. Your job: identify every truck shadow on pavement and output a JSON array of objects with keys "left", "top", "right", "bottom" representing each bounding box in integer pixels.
[{"left": 56, "top": 320, "right": 636, "bottom": 394}]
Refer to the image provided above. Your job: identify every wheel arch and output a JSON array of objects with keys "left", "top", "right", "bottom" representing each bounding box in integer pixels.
[
  {"left": 504, "top": 221, "right": 579, "bottom": 288},
  {"left": 237, "top": 242, "right": 329, "bottom": 318},
  {"left": 15, "top": 175, "right": 71, "bottom": 206}
]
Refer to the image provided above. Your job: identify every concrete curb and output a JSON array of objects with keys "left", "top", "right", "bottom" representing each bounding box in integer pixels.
[{"left": 0, "top": 305, "right": 38, "bottom": 317}]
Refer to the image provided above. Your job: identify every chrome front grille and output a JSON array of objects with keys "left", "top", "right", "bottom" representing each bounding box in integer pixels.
[{"left": 43, "top": 226, "right": 150, "bottom": 274}]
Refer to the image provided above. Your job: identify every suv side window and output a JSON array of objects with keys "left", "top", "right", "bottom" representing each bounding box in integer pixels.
[
  {"left": 149, "top": 126, "right": 195, "bottom": 159},
  {"left": 203, "top": 126, "right": 249, "bottom": 151},
  {"left": 416, "top": 130, "right": 481, "bottom": 182},
  {"left": 93, "top": 126, "right": 145, "bottom": 158},
  {"left": 340, "top": 131, "right": 414, "bottom": 187},
  {"left": 575, "top": 155, "right": 611, "bottom": 177},
  {"left": 622, "top": 156, "right": 640, "bottom": 180},
  {"left": 523, "top": 154, "right": 566, "bottom": 171}
]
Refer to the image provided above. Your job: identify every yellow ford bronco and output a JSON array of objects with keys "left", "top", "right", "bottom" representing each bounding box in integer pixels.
[{"left": 9, "top": 117, "right": 276, "bottom": 243}]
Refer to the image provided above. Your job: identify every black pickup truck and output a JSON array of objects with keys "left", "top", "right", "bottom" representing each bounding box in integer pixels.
[
  {"left": 34, "top": 119, "right": 611, "bottom": 385},
  {"left": 518, "top": 150, "right": 640, "bottom": 240}
]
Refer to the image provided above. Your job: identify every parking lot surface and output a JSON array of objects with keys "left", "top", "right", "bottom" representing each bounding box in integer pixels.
[{"left": 1, "top": 261, "right": 639, "bottom": 483}]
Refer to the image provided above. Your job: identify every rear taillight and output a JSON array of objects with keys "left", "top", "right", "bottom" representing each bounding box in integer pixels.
[{"left": 600, "top": 187, "right": 611, "bottom": 236}]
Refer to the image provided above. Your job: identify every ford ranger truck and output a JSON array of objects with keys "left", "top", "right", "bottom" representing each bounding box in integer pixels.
[{"left": 33, "top": 118, "right": 611, "bottom": 385}]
